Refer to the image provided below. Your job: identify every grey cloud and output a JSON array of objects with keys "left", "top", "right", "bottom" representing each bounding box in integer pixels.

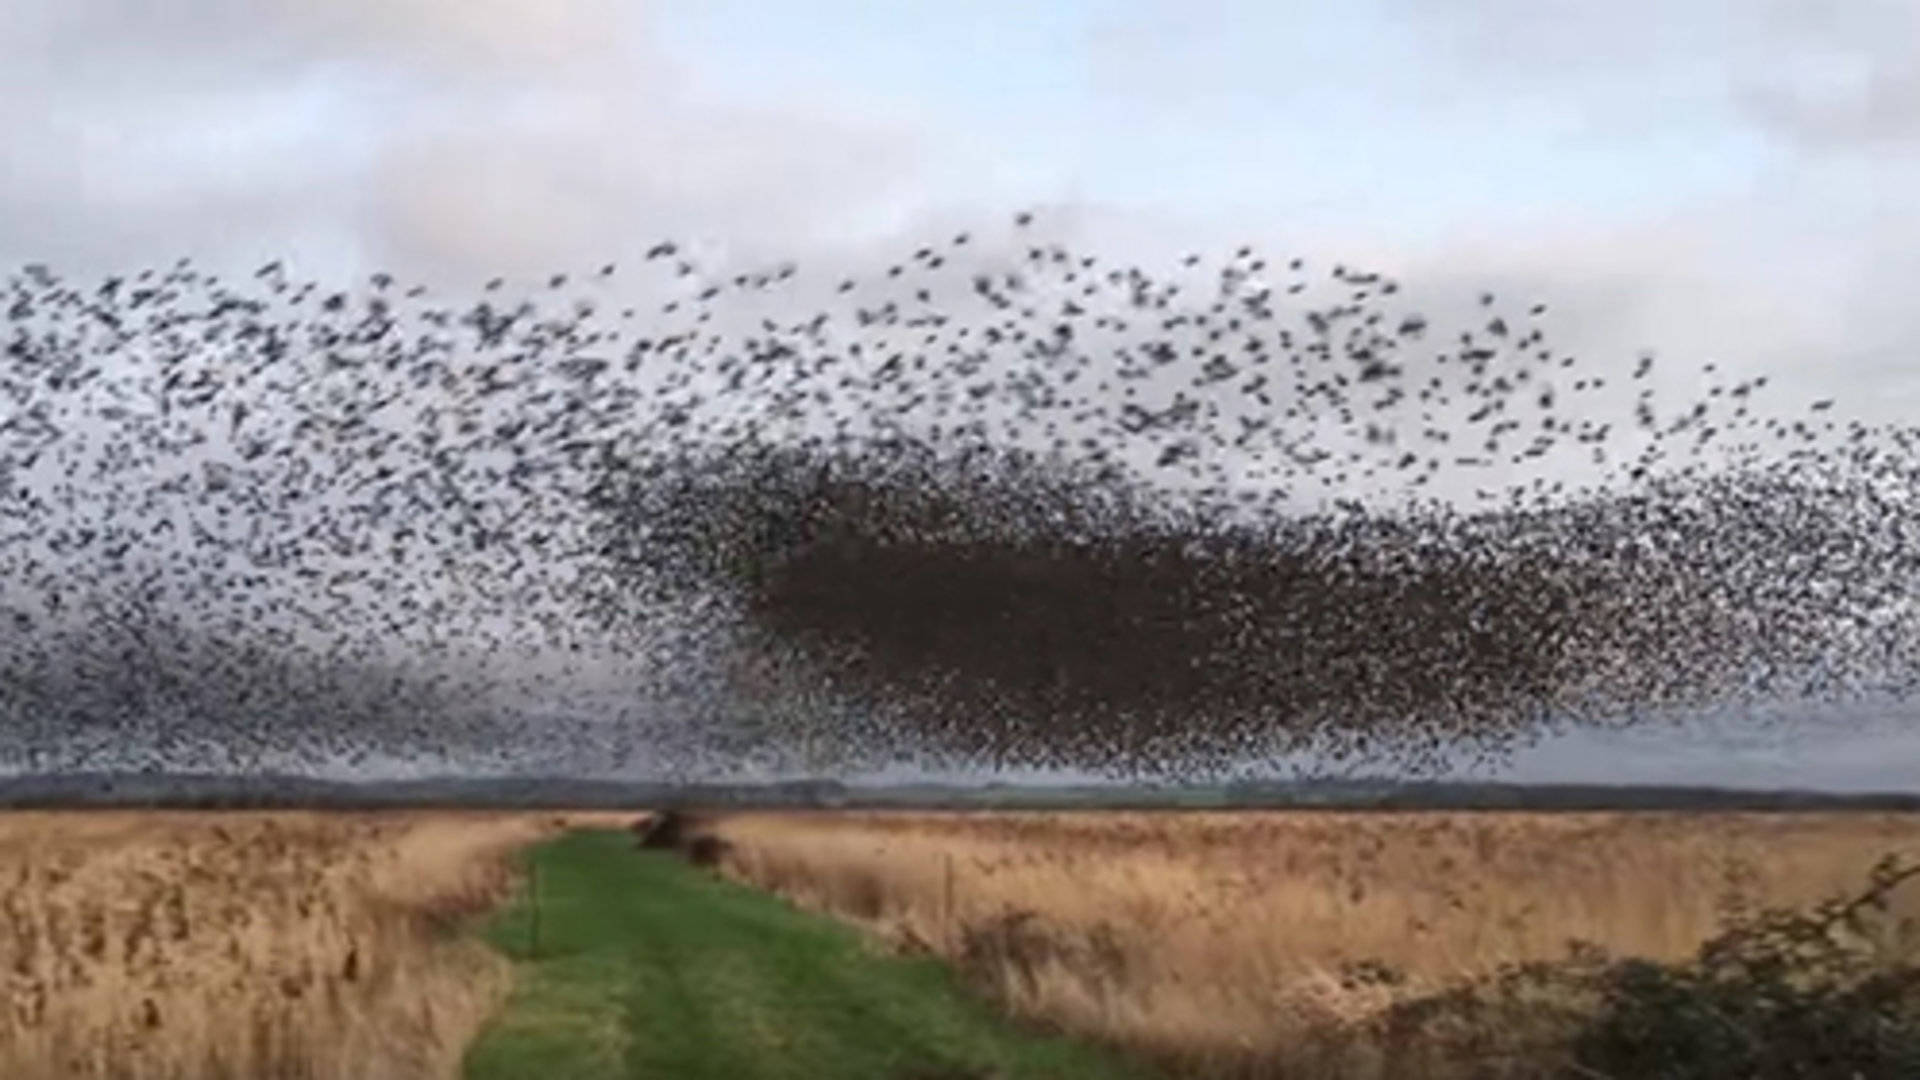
[
  {"left": 360, "top": 90, "right": 928, "bottom": 288},
  {"left": 1737, "top": 58, "right": 1920, "bottom": 150},
  {"left": 1396, "top": 0, "right": 1920, "bottom": 152},
  {"left": 8, "top": 0, "right": 635, "bottom": 84},
  {"left": 1729, "top": 0, "right": 1920, "bottom": 150},
  {"left": 1502, "top": 698, "right": 1920, "bottom": 792}
]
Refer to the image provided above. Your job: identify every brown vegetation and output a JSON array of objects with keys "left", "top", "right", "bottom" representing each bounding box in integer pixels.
[
  {"left": 0, "top": 810, "right": 621, "bottom": 1080},
  {"left": 700, "top": 809, "right": 1920, "bottom": 1077}
]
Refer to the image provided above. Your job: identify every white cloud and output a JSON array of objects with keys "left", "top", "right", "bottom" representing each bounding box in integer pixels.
[{"left": 0, "top": 0, "right": 930, "bottom": 285}]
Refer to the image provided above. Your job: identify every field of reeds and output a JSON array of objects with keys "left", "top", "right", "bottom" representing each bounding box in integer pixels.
[
  {"left": 699, "top": 810, "right": 1920, "bottom": 1078},
  {"left": 0, "top": 810, "right": 622, "bottom": 1080}
]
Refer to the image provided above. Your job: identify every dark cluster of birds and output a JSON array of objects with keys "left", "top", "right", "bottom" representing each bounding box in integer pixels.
[{"left": 2, "top": 211, "right": 1917, "bottom": 780}]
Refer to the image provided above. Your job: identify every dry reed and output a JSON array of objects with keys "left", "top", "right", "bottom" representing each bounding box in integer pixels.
[
  {"left": 703, "top": 810, "right": 1920, "bottom": 1077},
  {"left": 0, "top": 810, "right": 618, "bottom": 1080}
]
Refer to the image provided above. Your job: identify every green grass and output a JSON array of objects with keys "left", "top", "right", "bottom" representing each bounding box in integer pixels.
[{"left": 463, "top": 829, "right": 1160, "bottom": 1080}]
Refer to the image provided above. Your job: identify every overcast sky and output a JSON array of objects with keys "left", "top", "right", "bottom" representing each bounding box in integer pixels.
[{"left": 5, "top": 0, "right": 1917, "bottom": 789}]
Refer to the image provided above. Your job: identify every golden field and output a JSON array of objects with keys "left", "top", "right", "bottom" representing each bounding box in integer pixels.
[
  {"left": 0, "top": 810, "right": 625, "bottom": 1080},
  {"left": 701, "top": 810, "right": 1920, "bottom": 1077}
]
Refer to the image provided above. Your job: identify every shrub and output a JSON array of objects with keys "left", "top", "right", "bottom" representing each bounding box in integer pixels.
[{"left": 1373, "top": 854, "right": 1920, "bottom": 1079}]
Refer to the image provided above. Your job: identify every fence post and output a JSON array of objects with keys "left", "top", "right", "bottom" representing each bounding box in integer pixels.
[
  {"left": 943, "top": 851, "right": 955, "bottom": 955},
  {"left": 528, "top": 856, "right": 542, "bottom": 960}
]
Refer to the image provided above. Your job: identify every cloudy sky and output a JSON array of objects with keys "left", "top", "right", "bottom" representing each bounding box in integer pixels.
[{"left": 5, "top": 0, "right": 1918, "bottom": 789}]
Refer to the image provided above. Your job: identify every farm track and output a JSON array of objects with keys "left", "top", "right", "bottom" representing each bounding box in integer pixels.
[{"left": 464, "top": 828, "right": 1155, "bottom": 1080}]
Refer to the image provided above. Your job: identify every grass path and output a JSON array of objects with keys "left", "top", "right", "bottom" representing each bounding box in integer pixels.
[{"left": 463, "top": 829, "right": 1158, "bottom": 1080}]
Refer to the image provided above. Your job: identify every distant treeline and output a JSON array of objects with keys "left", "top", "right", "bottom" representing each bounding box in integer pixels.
[{"left": 1, "top": 773, "right": 1916, "bottom": 812}]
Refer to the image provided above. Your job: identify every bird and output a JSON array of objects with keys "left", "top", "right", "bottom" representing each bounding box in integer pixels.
[{"left": 0, "top": 222, "right": 1912, "bottom": 785}]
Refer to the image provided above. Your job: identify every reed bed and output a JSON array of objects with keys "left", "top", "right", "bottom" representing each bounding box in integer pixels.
[
  {"left": 0, "top": 810, "right": 615, "bottom": 1080},
  {"left": 703, "top": 809, "right": 1920, "bottom": 1077}
]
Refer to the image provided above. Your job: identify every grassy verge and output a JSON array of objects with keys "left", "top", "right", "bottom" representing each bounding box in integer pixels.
[
  {"left": 698, "top": 810, "right": 1920, "bottom": 1078},
  {"left": 463, "top": 829, "right": 1160, "bottom": 1080}
]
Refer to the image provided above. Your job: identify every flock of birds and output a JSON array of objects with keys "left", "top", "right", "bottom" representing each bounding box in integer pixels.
[{"left": 2, "top": 211, "right": 1917, "bottom": 780}]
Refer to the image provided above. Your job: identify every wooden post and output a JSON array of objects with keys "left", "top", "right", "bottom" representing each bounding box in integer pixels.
[
  {"left": 528, "top": 857, "right": 542, "bottom": 960},
  {"left": 943, "top": 851, "right": 956, "bottom": 955}
]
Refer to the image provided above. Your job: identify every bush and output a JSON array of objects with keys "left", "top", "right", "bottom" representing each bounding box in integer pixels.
[{"left": 1372, "top": 855, "right": 1920, "bottom": 1079}]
